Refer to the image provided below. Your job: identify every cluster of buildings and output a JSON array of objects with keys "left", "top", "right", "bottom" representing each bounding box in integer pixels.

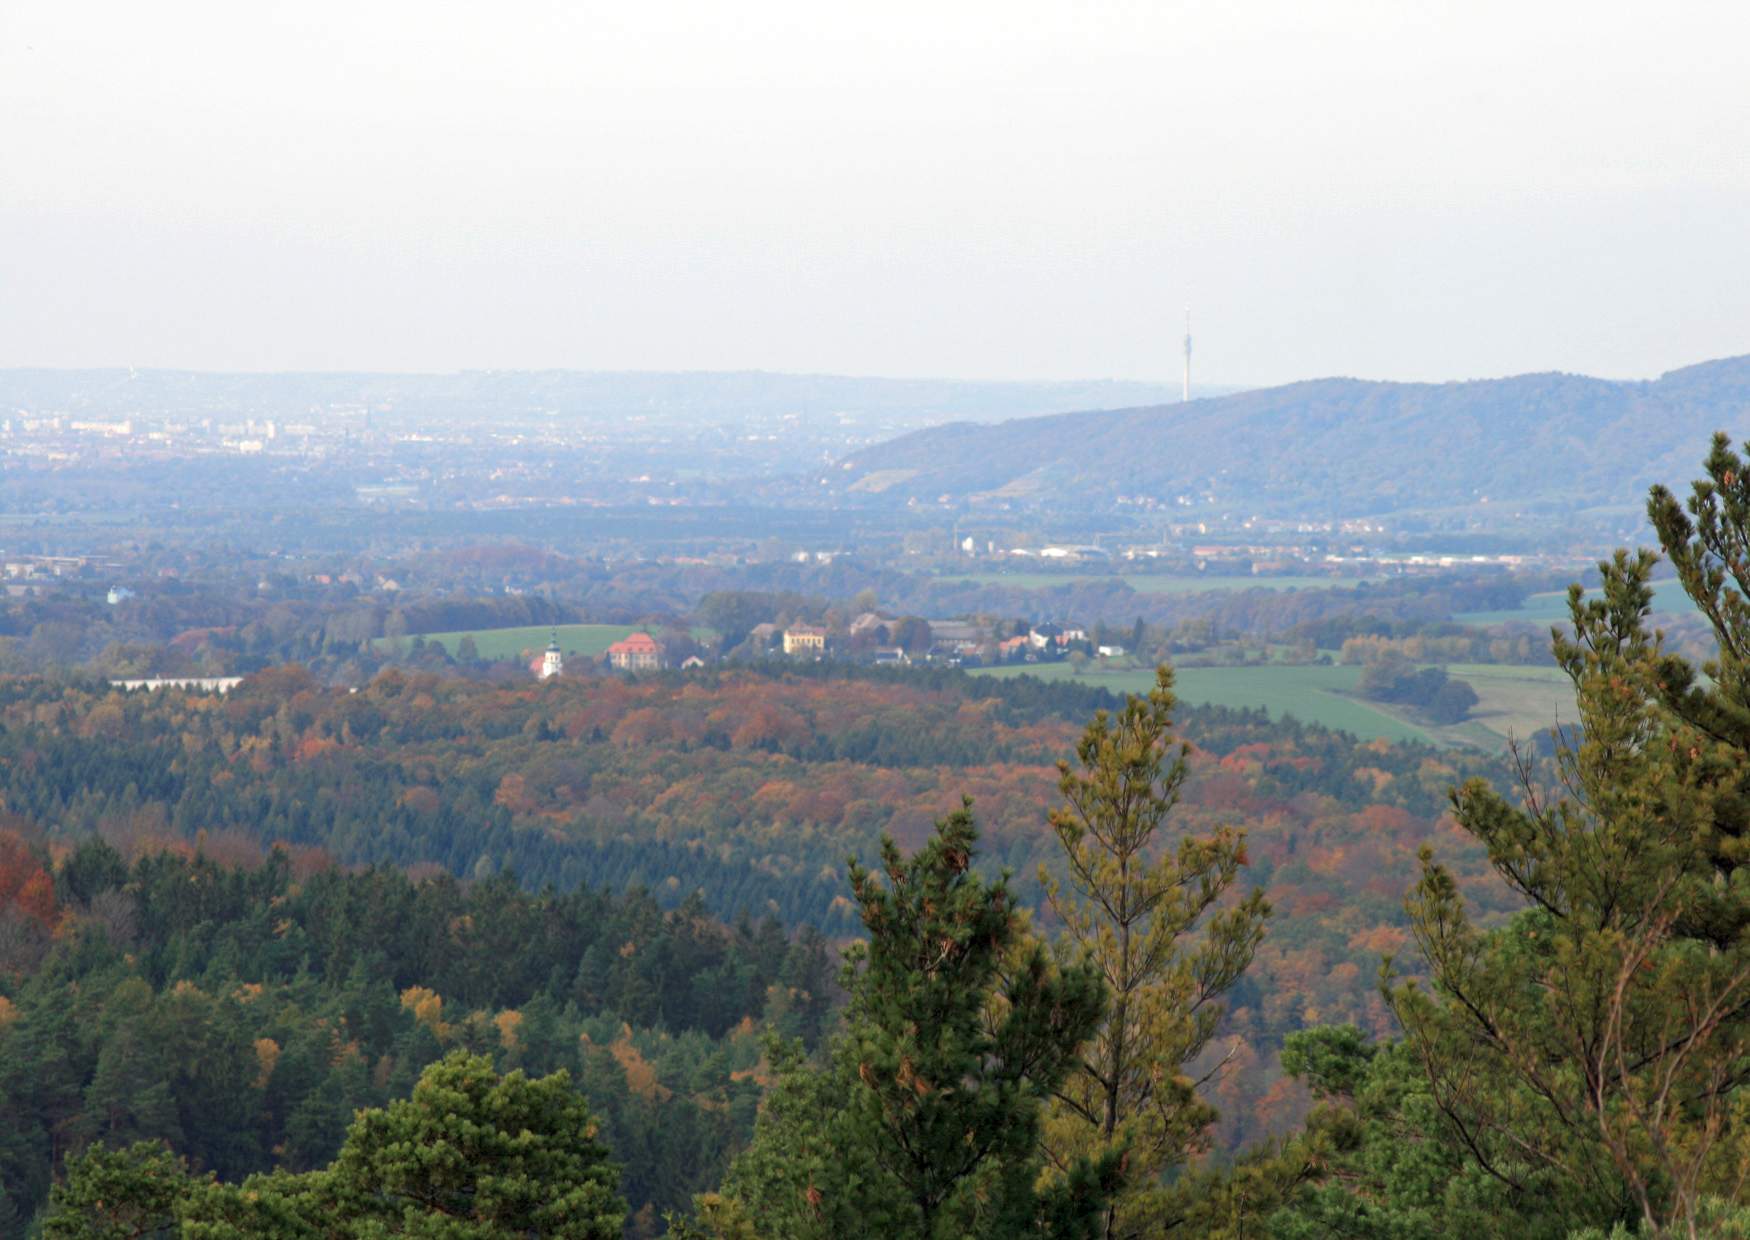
[
  {"left": 743, "top": 615, "right": 909, "bottom": 665},
  {"left": 1, "top": 554, "right": 119, "bottom": 599},
  {"left": 927, "top": 520, "right": 1573, "bottom": 580},
  {"left": 756, "top": 614, "right": 1095, "bottom": 668},
  {"left": 989, "top": 622, "right": 1101, "bottom": 662},
  {"left": 531, "top": 630, "right": 700, "bottom": 680},
  {"left": 4, "top": 554, "right": 95, "bottom": 579},
  {"left": 1, "top": 412, "right": 317, "bottom": 461},
  {"left": 525, "top": 613, "right": 1111, "bottom": 682}
]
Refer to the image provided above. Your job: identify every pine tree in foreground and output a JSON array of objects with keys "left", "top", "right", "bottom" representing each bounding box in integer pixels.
[
  {"left": 1039, "top": 664, "right": 1268, "bottom": 1239},
  {"left": 1394, "top": 434, "right": 1750, "bottom": 1239},
  {"left": 708, "top": 804, "right": 1119, "bottom": 1238}
]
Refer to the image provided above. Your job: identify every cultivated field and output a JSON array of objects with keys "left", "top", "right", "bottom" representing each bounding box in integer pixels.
[
  {"left": 972, "top": 660, "right": 1426, "bottom": 743},
  {"left": 1455, "top": 580, "right": 1697, "bottom": 627},
  {"left": 1430, "top": 663, "right": 1575, "bottom": 747},
  {"left": 973, "top": 657, "right": 1577, "bottom": 750}
]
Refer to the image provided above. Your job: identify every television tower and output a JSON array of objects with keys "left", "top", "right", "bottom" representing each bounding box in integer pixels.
[{"left": 1181, "top": 308, "right": 1192, "bottom": 403}]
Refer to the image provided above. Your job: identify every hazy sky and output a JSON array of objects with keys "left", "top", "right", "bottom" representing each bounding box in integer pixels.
[{"left": 3, "top": 1, "right": 1746, "bottom": 386}]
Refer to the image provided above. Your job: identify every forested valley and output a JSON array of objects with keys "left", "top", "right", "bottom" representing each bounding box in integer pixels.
[{"left": 12, "top": 436, "right": 1750, "bottom": 1237}]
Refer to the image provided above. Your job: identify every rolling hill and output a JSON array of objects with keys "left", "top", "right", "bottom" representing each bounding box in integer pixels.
[{"left": 833, "top": 355, "right": 1750, "bottom": 516}]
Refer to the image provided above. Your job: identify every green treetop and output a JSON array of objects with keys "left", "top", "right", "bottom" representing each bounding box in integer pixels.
[
  {"left": 1393, "top": 433, "right": 1750, "bottom": 1238},
  {"left": 46, "top": 1052, "right": 626, "bottom": 1240},
  {"left": 713, "top": 804, "right": 1118, "bottom": 1239}
]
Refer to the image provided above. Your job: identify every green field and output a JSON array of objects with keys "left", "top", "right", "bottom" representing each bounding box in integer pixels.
[
  {"left": 972, "top": 658, "right": 1577, "bottom": 750},
  {"left": 937, "top": 572, "right": 1374, "bottom": 594},
  {"left": 1456, "top": 581, "right": 1698, "bottom": 627},
  {"left": 1174, "top": 664, "right": 1437, "bottom": 743},
  {"left": 1434, "top": 663, "right": 1575, "bottom": 747},
  {"left": 973, "top": 660, "right": 1429, "bottom": 744},
  {"left": 378, "top": 623, "right": 645, "bottom": 661}
]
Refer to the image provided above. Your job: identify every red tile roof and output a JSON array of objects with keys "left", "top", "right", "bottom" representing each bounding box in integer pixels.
[{"left": 607, "top": 632, "right": 663, "bottom": 655}]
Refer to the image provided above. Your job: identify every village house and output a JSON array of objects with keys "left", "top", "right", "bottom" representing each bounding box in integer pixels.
[
  {"left": 1027, "top": 622, "right": 1062, "bottom": 650},
  {"left": 926, "top": 619, "right": 984, "bottom": 656},
  {"left": 745, "top": 622, "right": 780, "bottom": 652},
  {"left": 783, "top": 624, "right": 828, "bottom": 656},
  {"left": 607, "top": 632, "right": 667, "bottom": 671},
  {"left": 848, "top": 612, "right": 889, "bottom": 641}
]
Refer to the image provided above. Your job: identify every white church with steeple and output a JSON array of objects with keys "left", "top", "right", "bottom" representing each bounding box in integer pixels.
[{"left": 537, "top": 632, "right": 564, "bottom": 679}]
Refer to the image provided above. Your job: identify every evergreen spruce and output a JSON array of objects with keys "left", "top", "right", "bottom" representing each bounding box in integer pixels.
[{"left": 718, "top": 804, "right": 1118, "bottom": 1237}]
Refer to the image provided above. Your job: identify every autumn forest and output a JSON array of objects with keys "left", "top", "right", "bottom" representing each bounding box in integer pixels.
[{"left": 10, "top": 436, "right": 1750, "bottom": 1238}]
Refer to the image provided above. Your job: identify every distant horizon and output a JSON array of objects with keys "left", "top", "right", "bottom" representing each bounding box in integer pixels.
[
  {"left": 2, "top": 349, "right": 1744, "bottom": 391},
  {"left": 0, "top": 362, "right": 1210, "bottom": 389}
]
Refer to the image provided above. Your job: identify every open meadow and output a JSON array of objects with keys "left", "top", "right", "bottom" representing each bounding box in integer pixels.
[
  {"left": 1435, "top": 662, "right": 1576, "bottom": 746},
  {"left": 972, "top": 659, "right": 1426, "bottom": 743},
  {"left": 972, "top": 656, "right": 1576, "bottom": 750},
  {"left": 1455, "top": 580, "right": 1697, "bottom": 627}
]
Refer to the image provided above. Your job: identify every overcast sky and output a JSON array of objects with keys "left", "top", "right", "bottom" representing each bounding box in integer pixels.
[{"left": 2, "top": 1, "right": 1746, "bottom": 386}]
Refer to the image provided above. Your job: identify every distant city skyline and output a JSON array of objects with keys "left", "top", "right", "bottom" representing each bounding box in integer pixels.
[{"left": 3, "top": 1, "right": 1747, "bottom": 388}]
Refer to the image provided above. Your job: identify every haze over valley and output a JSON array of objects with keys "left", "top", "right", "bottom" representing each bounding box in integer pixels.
[{"left": 6, "top": 2, "right": 1750, "bottom": 1236}]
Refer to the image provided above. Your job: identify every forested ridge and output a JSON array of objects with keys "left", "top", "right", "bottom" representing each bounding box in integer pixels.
[
  {"left": 837, "top": 354, "right": 1750, "bottom": 516},
  {"left": 0, "top": 663, "right": 1512, "bottom": 1132},
  {"left": 0, "top": 660, "right": 1509, "bottom": 1234},
  {"left": 21, "top": 435, "right": 1750, "bottom": 1236},
  {"left": 0, "top": 844, "right": 831, "bottom": 1231}
]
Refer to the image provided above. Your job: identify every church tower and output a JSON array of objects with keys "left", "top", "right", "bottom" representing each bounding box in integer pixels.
[{"left": 538, "top": 631, "right": 564, "bottom": 679}]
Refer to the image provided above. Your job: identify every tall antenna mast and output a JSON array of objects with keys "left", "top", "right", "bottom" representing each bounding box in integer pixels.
[{"left": 1181, "top": 308, "right": 1192, "bottom": 403}]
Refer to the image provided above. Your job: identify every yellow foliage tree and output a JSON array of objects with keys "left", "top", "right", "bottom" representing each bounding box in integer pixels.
[
  {"left": 1040, "top": 665, "right": 1270, "bottom": 1240},
  {"left": 399, "top": 985, "right": 449, "bottom": 1039},
  {"left": 253, "top": 1037, "right": 281, "bottom": 1089}
]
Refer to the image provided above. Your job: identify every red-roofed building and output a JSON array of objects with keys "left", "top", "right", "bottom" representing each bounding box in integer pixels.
[{"left": 607, "top": 632, "right": 666, "bottom": 671}]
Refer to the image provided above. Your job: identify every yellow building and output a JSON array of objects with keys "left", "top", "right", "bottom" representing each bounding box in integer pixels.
[{"left": 782, "top": 625, "right": 827, "bottom": 656}]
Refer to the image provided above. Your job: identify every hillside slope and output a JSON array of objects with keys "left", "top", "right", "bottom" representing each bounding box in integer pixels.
[{"left": 835, "top": 355, "right": 1750, "bottom": 516}]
